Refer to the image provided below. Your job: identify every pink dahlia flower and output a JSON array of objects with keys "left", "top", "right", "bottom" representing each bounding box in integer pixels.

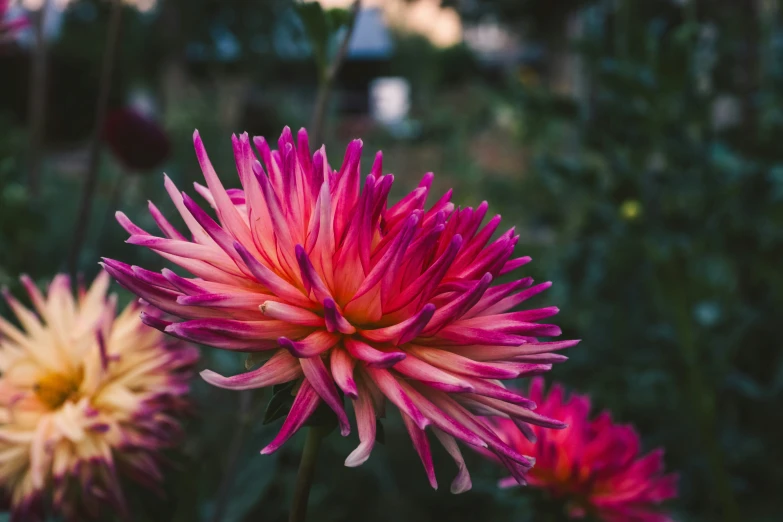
[
  {"left": 0, "top": 272, "right": 198, "bottom": 522},
  {"left": 0, "top": 0, "right": 28, "bottom": 39},
  {"left": 105, "top": 127, "right": 578, "bottom": 492},
  {"left": 492, "top": 378, "right": 678, "bottom": 521}
]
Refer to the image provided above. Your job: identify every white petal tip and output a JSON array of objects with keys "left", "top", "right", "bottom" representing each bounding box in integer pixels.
[
  {"left": 344, "top": 455, "right": 369, "bottom": 468},
  {"left": 450, "top": 479, "right": 472, "bottom": 495},
  {"left": 198, "top": 369, "right": 223, "bottom": 386}
]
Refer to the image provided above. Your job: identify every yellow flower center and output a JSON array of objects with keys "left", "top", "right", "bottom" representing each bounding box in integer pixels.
[{"left": 34, "top": 367, "right": 84, "bottom": 410}]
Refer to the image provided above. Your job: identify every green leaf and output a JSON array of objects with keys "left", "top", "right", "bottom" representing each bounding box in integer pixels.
[
  {"left": 263, "top": 381, "right": 296, "bottom": 424},
  {"left": 325, "top": 7, "right": 351, "bottom": 31}
]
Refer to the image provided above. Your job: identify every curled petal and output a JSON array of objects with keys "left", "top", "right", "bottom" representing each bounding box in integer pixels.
[
  {"left": 432, "top": 428, "right": 472, "bottom": 494},
  {"left": 300, "top": 357, "right": 351, "bottom": 436},
  {"left": 233, "top": 242, "right": 312, "bottom": 308},
  {"left": 423, "top": 273, "right": 493, "bottom": 335},
  {"left": 364, "top": 366, "right": 429, "bottom": 430},
  {"left": 359, "top": 304, "right": 436, "bottom": 345},
  {"left": 261, "top": 380, "right": 321, "bottom": 455},
  {"left": 344, "top": 338, "right": 405, "bottom": 368},
  {"left": 279, "top": 331, "right": 340, "bottom": 358},
  {"left": 165, "top": 319, "right": 309, "bottom": 350},
  {"left": 345, "top": 376, "right": 376, "bottom": 467},
  {"left": 260, "top": 301, "right": 325, "bottom": 327},
  {"left": 323, "top": 299, "right": 356, "bottom": 334},
  {"left": 406, "top": 346, "right": 520, "bottom": 379},
  {"left": 201, "top": 350, "right": 301, "bottom": 390},
  {"left": 393, "top": 355, "right": 474, "bottom": 393},
  {"left": 401, "top": 412, "right": 437, "bottom": 490},
  {"left": 447, "top": 340, "right": 580, "bottom": 361},
  {"left": 330, "top": 346, "right": 358, "bottom": 399},
  {"left": 295, "top": 244, "right": 333, "bottom": 302}
]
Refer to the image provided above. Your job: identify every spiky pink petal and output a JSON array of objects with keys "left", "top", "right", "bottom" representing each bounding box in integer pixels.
[
  {"left": 201, "top": 350, "right": 302, "bottom": 390},
  {"left": 260, "top": 380, "right": 321, "bottom": 455},
  {"left": 344, "top": 377, "right": 376, "bottom": 467},
  {"left": 330, "top": 346, "right": 358, "bottom": 399}
]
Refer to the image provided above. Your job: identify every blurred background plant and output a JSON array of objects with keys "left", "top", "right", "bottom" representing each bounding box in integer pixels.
[{"left": 0, "top": 0, "right": 781, "bottom": 520}]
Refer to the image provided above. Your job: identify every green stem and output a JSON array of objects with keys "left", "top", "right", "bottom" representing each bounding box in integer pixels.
[
  {"left": 95, "top": 169, "right": 125, "bottom": 249},
  {"left": 67, "top": 0, "right": 123, "bottom": 277},
  {"left": 289, "top": 427, "right": 324, "bottom": 522},
  {"left": 309, "top": 0, "right": 361, "bottom": 146},
  {"left": 26, "top": 0, "right": 52, "bottom": 198}
]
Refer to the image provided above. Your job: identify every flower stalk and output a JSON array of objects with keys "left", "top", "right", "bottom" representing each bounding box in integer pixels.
[
  {"left": 68, "top": 0, "right": 123, "bottom": 276},
  {"left": 289, "top": 427, "right": 326, "bottom": 522},
  {"left": 309, "top": 0, "right": 361, "bottom": 147},
  {"left": 26, "top": 0, "right": 52, "bottom": 198}
]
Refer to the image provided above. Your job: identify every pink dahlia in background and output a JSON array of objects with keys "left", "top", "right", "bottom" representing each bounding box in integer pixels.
[
  {"left": 0, "top": 0, "right": 27, "bottom": 39},
  {"left": 103, "top": 107, "right": 171, "bottom": 173},
  {"left": 0, "top": 272, "right": 198, "bottom": 522},
  {"left": 492, "top": 378, "right": 678, "bottom": 521},
  {"left": 105, "top": 127, "right": 579, "bottom": 491}
]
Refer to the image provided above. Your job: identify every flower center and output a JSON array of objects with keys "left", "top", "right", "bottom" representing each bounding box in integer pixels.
[{"left": 34, "top": 367, "right": 84, "bottom": 410}]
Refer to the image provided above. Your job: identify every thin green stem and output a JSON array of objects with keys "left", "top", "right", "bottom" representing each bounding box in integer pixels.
[
  {"left": 289, "top": 427, "right": 324, "bottom": 522},
  {"left": 26, "top": 0, "right": 52, "bottom": 198},
  {"left": 67, "top": 0, "right": 123, "bottom": 277},
  {"left": 95, "top": 169, "right": 125, "bottom": 248},
  {"left": 309, "top": 0, "right": 361, "bottom": 146}
]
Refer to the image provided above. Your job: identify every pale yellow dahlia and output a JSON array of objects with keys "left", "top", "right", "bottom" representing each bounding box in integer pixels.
[{"left": 0, "top": 272, "right": 198, "bottom": 522}]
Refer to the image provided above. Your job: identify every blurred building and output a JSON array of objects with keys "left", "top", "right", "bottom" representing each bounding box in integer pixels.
[
  {"left": 462, "top": 18, "right": 524, "bottom": 65},
  {"left": 339, "top": 7, "right": 395, "bottom": 115},
  {"left": 225, "top": 2, "right": 412, "bottom": 143},
  {"left": 318, "top": 0, "right": 462, "bottom": 48},
  {"left": 448, "top": 0, "right": 589, "bottom": 99}
]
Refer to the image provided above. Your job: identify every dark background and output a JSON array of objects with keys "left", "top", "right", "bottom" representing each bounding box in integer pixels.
[{"left": 1, "top": 0, "right": 781, "bottom": 520}]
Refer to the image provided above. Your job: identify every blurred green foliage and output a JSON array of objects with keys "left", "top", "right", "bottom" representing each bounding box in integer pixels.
[{"left": 485, "top": 1, "right": 783, "bottom": 520}]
